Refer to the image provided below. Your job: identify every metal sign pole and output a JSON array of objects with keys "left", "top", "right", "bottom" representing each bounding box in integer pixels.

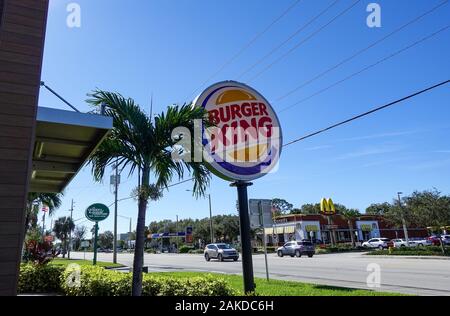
[
  {"left": 259, "top": 201, "right": 269, "bottom": 281},
  {"left": 231, "top": 181, "right": 255, "bottom": 294},
  {"left": 93, "top": 222, "right": 99, "bottom": 265}
]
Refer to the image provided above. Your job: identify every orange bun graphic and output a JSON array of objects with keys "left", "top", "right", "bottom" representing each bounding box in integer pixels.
[{"left": 215, "top": 89, "right": 256, "bottom": 105}]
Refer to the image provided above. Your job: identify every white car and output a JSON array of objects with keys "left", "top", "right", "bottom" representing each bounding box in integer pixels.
[
  {"left": 391, "top": 239, "right": 417, "bottom": 248},
  {"left": 362, "top": 238, "right": 392, "bottom": 250},
  {"left": 441, "top": 235, "right": 450, "bottom": 245},
  {"left": 409, "top": 237, "right": 432, "bottom": 247}
]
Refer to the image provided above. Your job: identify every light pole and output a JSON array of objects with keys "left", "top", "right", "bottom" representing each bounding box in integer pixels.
[
  {"left": 397, "top": 192, "right": 410, "bottom": 247},
  {"left": 118, "top": 214, "right": 132, "bottom": 251},
  {"left": 187, "top": 190, "right": 214, "bottom": 244},
  {"left": 176, "top": 215, "right": 179, "bottom": 252}
]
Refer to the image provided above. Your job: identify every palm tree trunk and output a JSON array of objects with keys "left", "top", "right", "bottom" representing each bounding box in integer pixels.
[
  {"left": 132, "top": 166, "right": 149, "bottom": 296},
  {"left": 62, "top": 238, "right": 66, "bottom": 258}
]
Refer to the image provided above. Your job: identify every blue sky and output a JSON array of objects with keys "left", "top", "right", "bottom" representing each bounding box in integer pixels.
[{"left": 39, "top": 0, "right": 450, "bottom": 234}]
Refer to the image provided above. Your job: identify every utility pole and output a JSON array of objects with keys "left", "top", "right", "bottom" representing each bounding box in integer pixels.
[
  {"left": 112, "top": 160, "right": 119, "bottom": 264},
  {"left": 68, "top": 199, "right": 74, "bottom": 259},
  {"left": 397, "top": 192, "right": 410, "bottom": 247}
]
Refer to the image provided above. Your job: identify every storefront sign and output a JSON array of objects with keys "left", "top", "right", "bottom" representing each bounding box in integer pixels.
[
  {"left": 194, "top": 81, "right": 282, "bottom": 181},
  {"left": 320, "top": 198, "right": 336, "bottom": 215},
  {"left": 360, "top": 224, "right": 373, "bottom": 232},
  {"left": 85, "top": 203, "right": 110, "bottom": 222},
  {"left": 305, "top": 225, "right": 319, "bottom": 232}
]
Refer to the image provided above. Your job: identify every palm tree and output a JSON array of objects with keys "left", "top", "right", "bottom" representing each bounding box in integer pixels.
[
  {"left": 53, "top": 216, "right": 75, "bottom": 258},
  {"left": 73, "top": 225, "right": 87, "bottom": 251},
  {"left": 341, "top": 209, "right": 361, "bottom": 248},
  {"left": 87, "top": 90, "right": 210, "bottom": 296},
  {"left": 25, "top": 192, "right": 62, "bottom": 237}
]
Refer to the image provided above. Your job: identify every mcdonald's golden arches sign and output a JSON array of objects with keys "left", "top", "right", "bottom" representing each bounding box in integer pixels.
[{"left": 320, "top": 198, "right": 336, "bottom": 215}]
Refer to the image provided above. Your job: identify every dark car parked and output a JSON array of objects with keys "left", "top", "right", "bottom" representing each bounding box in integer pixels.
[{"left": 277, "top": 241, "right": 315, "bottom": 258}]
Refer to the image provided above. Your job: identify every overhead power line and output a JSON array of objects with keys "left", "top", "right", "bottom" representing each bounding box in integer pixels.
[
  {"left": 279, "top": 24, "right": 450, "bottom": 113},
  {"left": 237, "top": 0, "right": 340, "bottom": 80},
  {"left": 282, "top": 80, "right": 450, "bottom": 148},
  {"left": 275, "top": 0, "right": 449, "bottom": 103},
  {"left": 185, "top": 0, "right": 302, "bottom": 102},
  {"left": 113, "top": 177, "right": 195, "bottom": 206},
  {"left": 247, "top": 0, "right": 362, "bottom": 83}
]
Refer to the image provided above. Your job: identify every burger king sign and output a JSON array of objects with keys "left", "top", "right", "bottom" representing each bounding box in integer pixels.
[{"left": 194, "top": 81, "right": 282, "bottom": 182}]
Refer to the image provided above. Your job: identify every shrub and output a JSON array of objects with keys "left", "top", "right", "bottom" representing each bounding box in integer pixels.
[
  {"left": 61, "top": 265, "right": 132, "bottom": 296},
  {"left": 188, "top": 249, "right": 204, "bottom": 254},
  {"left": 179, "top": 245, "right": 193, "bottom": 254},
  {"left": 315, "top": 244, "right": 366, "bottom": 254},
  {"left": 22, "top": 239, "right": 60, "bottom": 265},
  {"left": 21, "top": 264, "right": 236, "bottom": 296},
  {"left": 18, "top": 264, "right": 64, "bottom": 293},
  {"left": 367, "top": 246, "right": 449, "bottom": 256}
]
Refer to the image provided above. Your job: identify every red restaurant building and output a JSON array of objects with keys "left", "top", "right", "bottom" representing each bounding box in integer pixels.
[{"left": 265, "top": 214, "right": 429, "bottom": 245}]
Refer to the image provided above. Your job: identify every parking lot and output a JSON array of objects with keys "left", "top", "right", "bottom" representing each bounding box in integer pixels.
[{"left": 72, "top": 251, "right": 450, "bottom": 296}]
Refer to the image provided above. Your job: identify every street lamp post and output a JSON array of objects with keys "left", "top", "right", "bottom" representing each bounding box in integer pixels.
[
  {"left": 118, "top": 214, "right": 132, "bottom": 250},
  {"left": 208, "top": 194, "right": 213, "bottom": 243},
  {"left": 397, "top": 192, "right": 410, "bottom": 247},
  {"left": 187, "top": 190, "right": 214, "bottom": 244}
]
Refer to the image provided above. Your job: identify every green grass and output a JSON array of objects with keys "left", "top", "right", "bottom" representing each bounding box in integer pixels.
[
  {"left": 149, "top": 272, "right": 404, "bottom": 296},
  {"left": 49, "top": 258, "right": 124, "bottom": 268}
]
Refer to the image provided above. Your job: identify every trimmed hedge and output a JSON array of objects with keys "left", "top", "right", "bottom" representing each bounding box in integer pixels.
[
  {"left": 188, "top": 249, "right": 204, "bottom": 254},
  {"left": 19, "top": 264, "right": 236, "bottom": 296},
  {"left": 315, "top": 245, "right": 366, "bottom": 254},
  {"left": 19, "top": 264, "right": 65, "bottom": 293},
  {"left": 179, "top": 245, "right": 193, "bottom": 254},
  {"left": 367, "top": 246, "right": 449, "bottom": 256}
]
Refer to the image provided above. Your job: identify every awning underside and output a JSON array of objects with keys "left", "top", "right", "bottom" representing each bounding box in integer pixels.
[{"left": 30, "top": 107, "right": 112, "bottom": 193}]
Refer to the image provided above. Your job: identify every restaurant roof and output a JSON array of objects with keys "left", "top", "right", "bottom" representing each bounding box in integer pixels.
[{"left": 30, "top": 107, "right": 113, "bottom": 193}]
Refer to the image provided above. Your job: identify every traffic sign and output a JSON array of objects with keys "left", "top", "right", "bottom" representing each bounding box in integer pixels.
[
  {"left": 85, "top": 203, "right": 110, "bottom": 222},
  {"left": 249, "top": 199, "right": 273, "bottom": 229}
]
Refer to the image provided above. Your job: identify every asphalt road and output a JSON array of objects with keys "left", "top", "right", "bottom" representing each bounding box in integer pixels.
[{"left": 71, "top": 251, "right": 450, "bottom": 296}]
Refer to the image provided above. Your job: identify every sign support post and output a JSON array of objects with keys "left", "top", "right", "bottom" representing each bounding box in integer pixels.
[
  {"left": 85, "top": 203, "right": 110, "bottom": 266},
  {"left": 259, "top": 201, "right": 269, "bottom": 281},
  {"left": 93, "top": 222, "right": 98, "bottom": 265},
  {"left": 231, "top": 181, "right": 255, "bottom": 294}
]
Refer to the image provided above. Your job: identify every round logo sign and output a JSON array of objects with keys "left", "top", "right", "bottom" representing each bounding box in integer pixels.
[
  {"left": 85, "top": 203, "right": 110, "bottom": 222},
  {"left": 194, "top": 81, "right": 282, "bottom": 181}
]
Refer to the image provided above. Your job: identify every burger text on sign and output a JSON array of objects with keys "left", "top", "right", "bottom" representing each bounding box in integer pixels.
[{"left": 194, "top": 81, "right": 282, "bottom": 182}]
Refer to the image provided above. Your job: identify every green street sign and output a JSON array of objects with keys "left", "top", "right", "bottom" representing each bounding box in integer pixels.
[{"left": 85, "top": 203, "right": 110, "bottom": 222}]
